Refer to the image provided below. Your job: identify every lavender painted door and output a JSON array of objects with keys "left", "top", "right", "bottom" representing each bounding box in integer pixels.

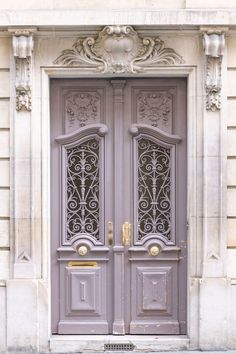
[{"left": 50, "top": 78, "right": 187, "bottom": 335}]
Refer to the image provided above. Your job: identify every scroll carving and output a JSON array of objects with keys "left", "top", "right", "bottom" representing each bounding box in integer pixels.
[
  {"left": 137, "top": 91, "right": 172, "bottom": 132},
  {"left": 202, "top": 31, "right": 225, "bottom": 111},
  {"left": 12, "top": 30, "right": 35, "bottom": 111},
  {"left": 65, "top": 91, "right": 101, "bottom": 132},
  {"left": 54, "top": 25, "right": 184, "bottom": 74}
]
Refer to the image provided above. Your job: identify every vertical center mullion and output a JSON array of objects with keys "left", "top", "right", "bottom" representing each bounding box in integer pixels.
[{"left": 110, "top": 79, "right": 126, "bottom": 335}]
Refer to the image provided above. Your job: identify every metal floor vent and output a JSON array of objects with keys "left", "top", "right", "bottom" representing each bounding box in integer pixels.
[{"left": 104, "top": 343, "right": 134, "bottom": 351}]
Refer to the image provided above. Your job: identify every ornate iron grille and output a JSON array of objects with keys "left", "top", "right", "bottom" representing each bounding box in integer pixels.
[
  {"left": 137, "top": 137, "right": 171, "bottom": 241},
  {"left": 66, "top": 138, "right": 100, "bottom": 241}
]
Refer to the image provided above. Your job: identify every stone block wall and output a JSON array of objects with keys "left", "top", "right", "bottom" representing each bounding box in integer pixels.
[
  {"left": 0, "top": 13, "right": 236, "bottom": 352},
  {"left": 0, "top": 36, "right": 10, "bottom": 354},
  {"left": 227, "top": 37, "right": 236, "bottom": 252},
  {"left": 226, "top": 35, "right": 236, "bottom": 348}
]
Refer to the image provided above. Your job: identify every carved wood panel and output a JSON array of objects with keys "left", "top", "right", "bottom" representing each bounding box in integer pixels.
[
  {"left": 135, "top": 89, "right": 173, "bottom": 132},
  {"left": 64, "top": 90, "right": 102, "bottom": 133}
]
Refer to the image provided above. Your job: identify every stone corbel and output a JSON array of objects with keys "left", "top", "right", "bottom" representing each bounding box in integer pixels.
[
  {"left": 9, "top": 28, "right": 36, "bottom": 111},
  {"left": 201, "top": 27, "right": 227, "bottom": 111}
]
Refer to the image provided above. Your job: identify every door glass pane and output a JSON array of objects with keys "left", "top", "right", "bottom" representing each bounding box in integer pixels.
[
  {"left": 137, "top": 137, "right": 171, "bottom": 241},
  {"left": 66, "top": 138, "right": 100, "bottom": 241}
]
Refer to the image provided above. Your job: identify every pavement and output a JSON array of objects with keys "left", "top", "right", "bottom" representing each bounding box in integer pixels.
[
  {"left": 94, "top": 352, "right": 236, "bottom": 354},
  {"left": 100, "top": 352, "right": 236, "bottom": 354},
  {"left": 49, "top": 350, "right": 236, "bottom": 353},
  {"left": 63, "top": 351, "right": 236, "bottom": 354}
]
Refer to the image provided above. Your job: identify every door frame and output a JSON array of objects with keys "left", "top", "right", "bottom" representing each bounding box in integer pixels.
[{"left": 41, "top": 66, "right": 199, "bottom": 349}]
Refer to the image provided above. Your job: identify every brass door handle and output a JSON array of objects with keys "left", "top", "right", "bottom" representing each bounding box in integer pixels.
[
  {"left": 77, "top": 245, "right": 88, "bottom": 256},
  {"left": 122, "top": 222, "right": 131, "bottom": 246},
  {"left": 108, "top": 221, "right": 113, "bottom": 245},
  {"left": 149, "top": 245, "right": 160, "bottom": 256}
]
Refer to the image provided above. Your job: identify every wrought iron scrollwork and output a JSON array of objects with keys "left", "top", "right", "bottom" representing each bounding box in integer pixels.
[
  {"left": 66, "top": 138, "right": 100, "bottom": 241},
  {"left": 137, "top": 138, "right": 171, "bottom": 241}
]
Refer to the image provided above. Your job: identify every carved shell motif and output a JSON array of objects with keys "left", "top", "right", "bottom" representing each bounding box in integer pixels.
[{"left": 54, "top": 25, "right": 184, "bottom": 74}]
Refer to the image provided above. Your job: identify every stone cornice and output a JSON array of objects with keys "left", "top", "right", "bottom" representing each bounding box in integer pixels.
[{"left": 2, "top": 10, "right": 236, "bottom": 27}]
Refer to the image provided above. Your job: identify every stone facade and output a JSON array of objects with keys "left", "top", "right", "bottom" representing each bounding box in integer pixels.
[{"left": 0, "top": 1, "right": 236, "bottom": 353}]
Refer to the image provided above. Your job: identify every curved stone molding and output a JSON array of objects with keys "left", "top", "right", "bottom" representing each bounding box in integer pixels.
[
  {"left": 11, "top": 29, "right": 35, "bottom": 111},
  {"left": 54, "top": 25, "right": 184, "bottom": 73},
  {"left": 202, "top": 29, "right": 226, "bottom": 111}
]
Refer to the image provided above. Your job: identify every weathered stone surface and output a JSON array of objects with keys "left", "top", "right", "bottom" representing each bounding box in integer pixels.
[{"left": 0, "top": 220, "right": 9, "bottom": 247}]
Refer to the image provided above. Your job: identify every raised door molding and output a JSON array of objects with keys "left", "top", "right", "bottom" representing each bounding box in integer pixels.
[{"left": 54, "top": 25, "right": 184, "bottom": 73}]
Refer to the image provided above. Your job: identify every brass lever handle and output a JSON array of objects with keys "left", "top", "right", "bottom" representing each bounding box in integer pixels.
[
  {"left": 122, "top": 222, "right": 131, "bottom": 246},
  {"left": 108, "top": 221, "right": 113, "bottom": 245}
]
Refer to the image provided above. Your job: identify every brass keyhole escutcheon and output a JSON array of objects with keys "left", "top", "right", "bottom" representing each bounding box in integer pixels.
[
  {"left": 149, "top": 245, "right": 160, "bottom": 256},
  {"left": 77, "top": 245, "right": 88, "bottom": 256}
]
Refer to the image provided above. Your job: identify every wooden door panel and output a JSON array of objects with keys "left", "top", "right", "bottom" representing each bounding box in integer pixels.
[
  {"left": 51, "top": 78, "right": 187, "bottom": 335},
  {"left": 138, "top": 266, "right": 173, "bottom": 313},
  {"left": 51, "top": 79, "right": 113, "bottom": 334},
  {"left": 69, "top": 269, "right": 100, "bottom": 313},
  {"left": 130, "top": 262, "right": 179, "bottom": 334},
  {"left": 125, "top": 79, "right": 187, "bottom": 335},
  {"left": 57, "top": 264, "right": 108, "bottom": 334}
]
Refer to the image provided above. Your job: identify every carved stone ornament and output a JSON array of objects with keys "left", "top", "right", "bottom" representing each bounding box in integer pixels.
[
  {"left": 202, "top": 31, "right": 225, "bottom": 111},
  {"left": 12, "top": 30, "right": 34, "bottom": 111},
  {"left": 17, "top": 251, "right": 31, "bottom": 262},
  {"left": 54, "top": 25, "right": 184, "bottom": 73}
]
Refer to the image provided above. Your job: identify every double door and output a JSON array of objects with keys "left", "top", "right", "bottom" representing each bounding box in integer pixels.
[{"left": 50, "top": 78, "right": 187, "bottom": 335}]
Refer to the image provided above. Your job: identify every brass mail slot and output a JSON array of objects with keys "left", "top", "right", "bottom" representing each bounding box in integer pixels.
[{"left": 67, "top": 261, "right": 97, "bottom": 267}]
